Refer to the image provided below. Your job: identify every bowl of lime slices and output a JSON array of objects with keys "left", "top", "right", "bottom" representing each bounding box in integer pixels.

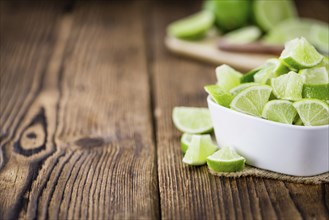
[{"left": 205, "top": 37, "right": 329, "bottom": 176}]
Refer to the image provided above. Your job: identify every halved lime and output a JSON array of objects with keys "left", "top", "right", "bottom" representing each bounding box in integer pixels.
[
  {"left": 271, "top": 71, "right": 304, "bottom": 101},
  {"left": 280, "top": 37, "right": 323, "bottom": 69},
  {"left": 183, "top": 135, "right": 218, "bottom": 165},
  {"left": 229, "top": 82, "right": 260, "bottom": 96},
  {"left": 262, "top": 100, "right": 297, "bottom": 124},
  {"left": 302, "top": 84, "right": 329, "bottom": 100},
  {"left": 299, "top": 67, "right": 329, "bottom": 85},
  {"left": 204, "top": 85, "right": 233, "bottom": 107},
  {"left": 167, "top": 10, "right": 215, "bottom": 40},
  {"left": 181, "top": 133, "right": 193, "bottom": 154},
  {"left": 230, "top": 85, "right": 272, "bottom": 117},
  {"left": 293, "top": 99, "right": 329, "bottom": 126},
  {"left": 216, "top": 64, "right": 243, "bottom": 91},
  {"left": 207, "top": 147, "right": 246, "bottom": 172},
  {"left": 172, "top": 107, "right": 213, "bottom": 134},
  {"left": 253, "top": 0, "right": 297, "bottom": 31},
  {"left": 222, "top": 26, "right": 261, "bottom": 44}
]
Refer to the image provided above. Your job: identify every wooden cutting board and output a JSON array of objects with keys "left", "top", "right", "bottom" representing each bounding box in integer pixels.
[{"left": 165, "top": 33, "right": 277, "bottom": 71}]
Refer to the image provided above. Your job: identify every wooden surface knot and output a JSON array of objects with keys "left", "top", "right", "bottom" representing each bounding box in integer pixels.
[{"left": 74, "top": 137, "right": 106, "bottom": 149}]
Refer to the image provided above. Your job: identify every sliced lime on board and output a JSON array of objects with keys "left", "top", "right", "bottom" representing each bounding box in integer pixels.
[
  {"left": 167, "top": 10, "right": 215, "bottom": 40},
  {"left": 222, "top": 26, "right": 261, "bottom": 44},
  {"left": 207, "top": 147, "right": 246, "bottom": 172}
]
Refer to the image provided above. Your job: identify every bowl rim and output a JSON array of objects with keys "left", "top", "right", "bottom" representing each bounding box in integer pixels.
[{"left": 207, "top": 96, "right": 329, "bottom": 130}]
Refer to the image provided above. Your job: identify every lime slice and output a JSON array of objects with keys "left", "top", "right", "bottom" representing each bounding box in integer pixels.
[
  {"left": 262, "top": 100, "right": 297, "bottom": 124},
  {"left": 183, "top": 135, "right": 218, "bottom": 165},
  {"left": 216, "top": 64, "right": 243, "bottom": 91},
  {"left": 211, "top": 0, "right": 251, "bottom": 31},
  {"left": 181, "top": 133, "right": 193, "bottom": 154},
  {"left": 204, "top": 85, "right": 233, "bottom": 107},
  {"left": 230, "top": 85, "right": 272, "bottom": 117},
  {"left": 240, "top": 68, "right": 260, "bottom": 83},
  {"left": 311, "top": 23, "right": 329, "bottom": 55},
  {"left": 222, "top": 26, "right": 261, "bottom": 44},
  {"left": 317, "top": 56, "right": 329, "bottom": 73},
  {"left": 172, "top": 107, "right": 213, "bottom": 134},
  {"left": 293, "top": 99, "right": 329, "bottom": 126},
  {"left": 207, "top": 147, "right": 246, "bottom": 172},
  {"left": 280, "top": 37, "right": 323, "bottom": 69},
  {"left": 302, "top": 84, "right": 329, "bottom": 100},
  {"left": 271, "top": 71, "right": 304, "bottom": 101},
  {"left": 299, "top": 67, "right": 329, "bottom": 85},
  {"left": 167, "top": 11, "right": 215, "bottom": 40},
  {"left": 229, "top": 82, "right": 260, "bottom": 96},
  {"left": 254, "top": 59, "right": 289, "bottom": 85},
  {"left": 253, "top": 0, "right": 297, "bottom": 32}
]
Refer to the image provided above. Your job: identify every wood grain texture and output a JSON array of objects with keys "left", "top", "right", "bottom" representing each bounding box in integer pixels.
[
  {"left": 150, "top": 1, "right": 329, "bottom": 220},
  {"left": 0, "top": 1, "right": 159, "bottom": 219}
]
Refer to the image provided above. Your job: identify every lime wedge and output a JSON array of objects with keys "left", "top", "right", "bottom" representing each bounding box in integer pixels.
[
  {"left": 299, "top": 67, "right": 329, "bottom": 85},
  {"left": 317, "top": 56, "right": 329, "bottom": 73},
  {"left": 293, "top": 99, "right": 329, "bottom": 126},
  {"left": 229, "top": 82, "right": 260, "bottom": 96},
  {"left": 262, "top": 100, "right": 297, "bottom": 124},
  {"left": 207, "top": 147, "right": 246, "bottom": 172},
  {"left": 181, "top": 133, "right": 193, "bottom": 154},
  {"left": 172, "top": 107, "right": 213, "bottom": 134},
  {"left": 254, "top": 59, "right": 289, "bottom": 85},
  {"left": 222, "top": 26, "right": 261, "bottom": 44},
  {"left": 204, "top": 85, "right": 233, "bottom": 107},
  {"left": 294, "top": 116, "right": 304, "bottom": 126},
  {"left": 230, "top": 85, "right": 272, "bottom": 117},
  {"left": 183, "top": 135, "right": 218, "bottom": 165},
  {"left": 302, "top": 84, "right": 329, "bottom": 100},
  {"left": 271, "top": 71, "right": 304, "bottom": 101},
  {"left": 240, "top": 68, "right": 260, "bottom": 83},
  {"left": 167, "top": 11, "right": 215, "bottom": 40},
  {"left": 280, "top": 37, "right": 323, "bottom": 69},
  {"left": 253, "top": 0, "right": 297, "bottom": 31},
  {"left": 216, "top": 64, "right": 243, "bottom": 91}
]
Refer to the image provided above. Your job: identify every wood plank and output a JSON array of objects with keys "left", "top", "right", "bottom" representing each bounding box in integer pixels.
[
  {"left": 0, "top": 1, "right": 159, "bottom": 219},
  {"left": 150, "top": 1, "right": 329, "bottom": 219}
]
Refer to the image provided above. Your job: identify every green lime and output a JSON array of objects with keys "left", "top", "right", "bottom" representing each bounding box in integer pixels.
[
  {"left": 207, "top": 147, "right": 246, "bottom": 172},
  {"left": 230, "top": 85, "right": 272, "bottom": 117},
  {"left": 167, "top": 11, "right": 215, "bottom": 40},
  {"left": 262, "top": 100, "right": 297, "bottom": 124},
  {"left": 317, "top": 56, "right": 329, "bottom": 73},
  {"left": 180, "top": 133, "right": 193, "bottom": 154},
  {"left": 280, "top": 37, "right": 323, "bottom": 69},
  {"left": 172, "top": 107, "right": 213, "bottom": 134},
  {"left": 222, "top": 26, "right": 261, "bottom": 44},
  {"left": 271, "top": 71, "right": 304, "bottom": 101},
  {"left": 293, "top": 99, "right": 329, "bottom": 126},
  {"left": 204, "top": 85, "right": 233, "bottom": 107},
  {"left": 299, "top": 67, "right": 329, "bottom": 85},
  {"left": 240, "top": 68, "right": 260, "bottom": 83},
  {"left": 302, "top": 84, "right": 329, "bottom": 100},
  {"left": 183, "top": 134, "right": 218, "bottom": 165},
  {"left": 253, "top": 0, "right": 297, "bottom": 32},
  {"left": 229, "top": 82, "right": 260, "bottom": 96},
  {"left": 211, "top": 0, "right": 251, "bottom": 32},
  {"left": 216, "top": 64, "right": 243, "bottom": 91}
]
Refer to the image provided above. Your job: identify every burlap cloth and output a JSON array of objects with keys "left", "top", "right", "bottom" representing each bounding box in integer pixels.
[{"left": 209, "top": 165, "right": 329, "bottom": 184}]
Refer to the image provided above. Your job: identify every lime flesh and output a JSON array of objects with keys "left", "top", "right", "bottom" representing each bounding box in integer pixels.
[
  {"left": 271, "top": 71, "right": 304, "bottom": 101},
  {"left": 262, "top": 100, "right": 297, "bottom": 124},
  {"left": 216, "top": 64, "right": 243, "bottom": 91},
  {"left": 207, "top": 147, "right": 246, "bottom": 172},
  {"left": 204, "top": 85, "right": 233, "bottom": 107},
  {"left": 293, "top": 99, "right": 329, "bottom": 126}
]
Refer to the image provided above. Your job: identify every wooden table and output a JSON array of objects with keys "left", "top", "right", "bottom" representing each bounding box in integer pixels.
[{"left": 1, "top": 1, "right": 328, "bottom": 219}]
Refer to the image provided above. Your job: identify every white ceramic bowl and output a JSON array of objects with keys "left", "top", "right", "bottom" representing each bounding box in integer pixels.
[{"left": 207, "top": 96, "right": 329, "bottom": 176}]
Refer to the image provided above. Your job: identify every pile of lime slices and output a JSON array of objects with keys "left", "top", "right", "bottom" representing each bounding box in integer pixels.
[
  {"left": 206, "top": 37, "right": 329, "bottom": 126},
  {"left": 173, "top": 107, "right": 246, "bottom": 172}
]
